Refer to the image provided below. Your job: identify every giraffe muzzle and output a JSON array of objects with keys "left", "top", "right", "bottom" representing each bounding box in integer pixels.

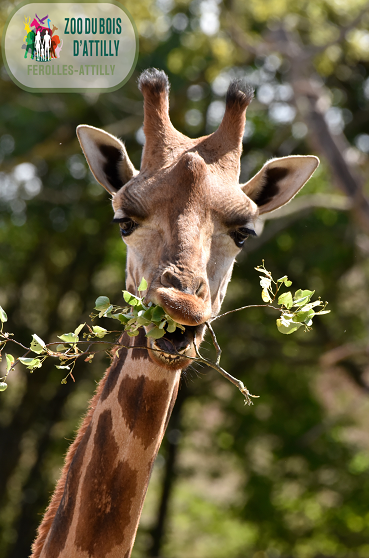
[{"left": 151, "top": 287, "right": 212, "bottom": 327}]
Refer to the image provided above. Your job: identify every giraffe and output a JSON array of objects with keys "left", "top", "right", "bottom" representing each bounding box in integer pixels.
[{"left": 32, "top": 68, "right": 319, "bottom": 558}]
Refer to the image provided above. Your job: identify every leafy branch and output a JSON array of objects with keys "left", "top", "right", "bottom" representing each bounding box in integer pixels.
[{"left": 0, "top": 264, "right": 330, "bottom": 403}]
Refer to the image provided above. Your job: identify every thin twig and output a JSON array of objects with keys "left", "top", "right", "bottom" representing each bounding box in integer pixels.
[
  {"left": 211, "top": 304, "right": 280, "bottom": 322},
  {"left": 205, "top": 321, "right": 222, "bottom": 365},
  {"left": 192, "top": 330, "right": 259, "bottom": 406}
]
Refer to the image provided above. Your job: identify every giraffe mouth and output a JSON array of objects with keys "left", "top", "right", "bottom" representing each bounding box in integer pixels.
[{"left": 149, "top": 326, "right": 201, "bottom": 368}]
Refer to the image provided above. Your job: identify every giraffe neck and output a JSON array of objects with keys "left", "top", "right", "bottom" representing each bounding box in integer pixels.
[{"left": 32, "top": 330, "right": 181, "bottom": 558}]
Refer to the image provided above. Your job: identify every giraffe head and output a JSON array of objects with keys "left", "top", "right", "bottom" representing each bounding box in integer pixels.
[{"left": 77, "top": 69, "right": 318, "bottom": 369}]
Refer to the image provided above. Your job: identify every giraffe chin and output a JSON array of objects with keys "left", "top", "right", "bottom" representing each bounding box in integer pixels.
[{"left": 147, "top": 325, "right": 202, "bottom": 370}]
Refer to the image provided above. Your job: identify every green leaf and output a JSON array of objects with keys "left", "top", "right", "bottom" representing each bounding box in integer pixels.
[
  {"left": 292, "top": 309, "right": 315, "bottom": 323},
  {"left": 136, "top": 316, "right": 151, "bottom": 326},
  {"left": 292, "top": 296, "right": 309, "bottom": 307},
  {"left": 0, "top": 306, "right": 8, "bottom": 323},
  {"left": 58, "top": 333, "right": 78, "bottom": 344},
  {"left": 166, "top": 321, "right": 177, "bottom": 333},
  {"left": 276, "top": 319, "right": 303, "bottom": 335},
  {"left": 277, "top": 276, "right": 292, "bottom": 287},
  {"left": 92, "top": 326, "right": 108, "bottom": 338},
  {"left": 293, "top": 290, "right": 314, "bottom": 306},
  {"left": 18, "top": 357, "right": 37, "bottom": 365},
  {"left": 118, "top": 314, "right": 129, "bottom": 325},
  {"left": 123, "top": 291, "right": 133, "bottom": 303},
  {"left": 0, "top": 382, "right": 8, "bottom": 392},
  {"left": 295, "top": 289, "right": 314, "bottom": 298},
  {"left": 138, "top": 277, "right": 148, "bottom": 292},
  {"left": 261, "top": 289, "right": 272, "bottom": 303},
  {"left": 143, "top": 307, "right": 154, "bottom": 321},
  {"left": 18, "top": 357, "right": 42, "bottom": 369},
  {"left": 118, "top": 314, "right": 129, "bottom": 324},
  {"left": 278, "top": 292, "right": 293, "bottom": 309},
  {"left": 151, "top": 305, "right": 165, "bottom": 322},
  {"left": 122, "top": 291, "right": 143, "bottom": 307},
  {"left": 127, "top": 330, "right": 140, "bottom": 337},
  {"left": 30, "top": 334, "right": 46, "bottom": 354},
  {"left": 95, "top": 296, "right": 111, "bottom": 311},
  {"left": 146, "top": 327, "right": 166, "bottom": 339},
  {"left": 6, "top": 354, "right": 14, "bottom": 372},
  {"left": 316, "top": 309, "right": 331, "bottom": 315},
  {"left": 100, "top": 305, "right": 114, "bottom": 318},
  {"left": 55, "top": 365, "right": 71, "bottom": 370},
  {"left": 74, "top": 323, "right": 85, "bottom": 335},
  {"left": 56, "top": 344, "right": 67, "bottom": 351},
  {"left": 107, "top": 312, "right": 122, "bottom": 320}
]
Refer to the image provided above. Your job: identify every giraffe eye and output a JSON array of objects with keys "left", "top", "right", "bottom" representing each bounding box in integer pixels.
[
  {"left": 230, "top": 227, "right": 256, "bottom": 248},
  {"left": 113, "top": 217, "right": 138, "bottom": 237}
]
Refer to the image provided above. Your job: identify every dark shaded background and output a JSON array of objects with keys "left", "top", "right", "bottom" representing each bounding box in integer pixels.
[{"left": 1, "top": 1, "right": 369, "bottom": 557}]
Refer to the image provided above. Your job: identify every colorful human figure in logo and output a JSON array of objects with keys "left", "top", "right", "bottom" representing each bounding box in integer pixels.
[
  {"left": 44, "top": 30, "right": 51, "bottom": 60},
  {"left": 24, "top": 29, "right": 35, "bottom": 59},
  {"left": 35, "top": 30, "right": 42, "bottom": 60}
]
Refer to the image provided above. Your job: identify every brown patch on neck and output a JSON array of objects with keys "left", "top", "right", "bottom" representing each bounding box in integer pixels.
[
  {"left": 41, "top": 423, "right": 92, "bottom": 557},
  {"left": 118, "top": 376, "right": 171, "bottom": 450},
  {"left": 100, "top": 332, "right": 130, "bottom": 402},
  {"left": 75, "top": 410, "right": 138, "bottom": 557},
  {"left": 131, "top": 328, "right": 151, "bottom": 361}
]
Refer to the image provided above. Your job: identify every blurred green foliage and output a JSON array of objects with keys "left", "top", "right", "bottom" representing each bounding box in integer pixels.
[{"left": 1, "top": 0, "right": 369, "bottom": 557}]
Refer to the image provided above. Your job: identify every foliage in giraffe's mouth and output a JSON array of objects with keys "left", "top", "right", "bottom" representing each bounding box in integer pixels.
[
  {"left": 93, "top": 278, "right": 188, "bottom": 340},
  {"left": 152, "top": 326, "right": 197, "bottom": 356}
]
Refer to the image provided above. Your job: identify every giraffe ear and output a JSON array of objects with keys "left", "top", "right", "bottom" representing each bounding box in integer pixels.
[
  {"left": 76, "top": 125, "right": 138, "bottom": 195},
  {"left": 241, "top": 156, "right": 319, "bottom": 214}
]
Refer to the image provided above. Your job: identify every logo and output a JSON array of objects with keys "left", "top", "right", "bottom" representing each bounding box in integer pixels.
[
  {"left": 23, "top": 14, "right": 63, "bottom": 62},
  {"left": 2, "top": 1, "right": 138, "bottom": 93}
]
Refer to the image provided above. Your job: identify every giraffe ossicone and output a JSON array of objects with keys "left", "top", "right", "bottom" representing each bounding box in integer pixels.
[{"left": 32, "top": 69, "right": 319, "bottom": 558}]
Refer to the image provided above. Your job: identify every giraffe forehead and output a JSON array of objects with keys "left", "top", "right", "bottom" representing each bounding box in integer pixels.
[{"left": 113, "top": 152, "right": 254, "bottom": 225}]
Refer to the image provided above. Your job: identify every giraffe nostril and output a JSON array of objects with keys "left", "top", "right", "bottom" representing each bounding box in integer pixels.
[
  {"left": 195, "top": 279, "right": 207, "bottom": 300},
  {"left": 161, "top": 270, "right": 183, "bottom": 291}
]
